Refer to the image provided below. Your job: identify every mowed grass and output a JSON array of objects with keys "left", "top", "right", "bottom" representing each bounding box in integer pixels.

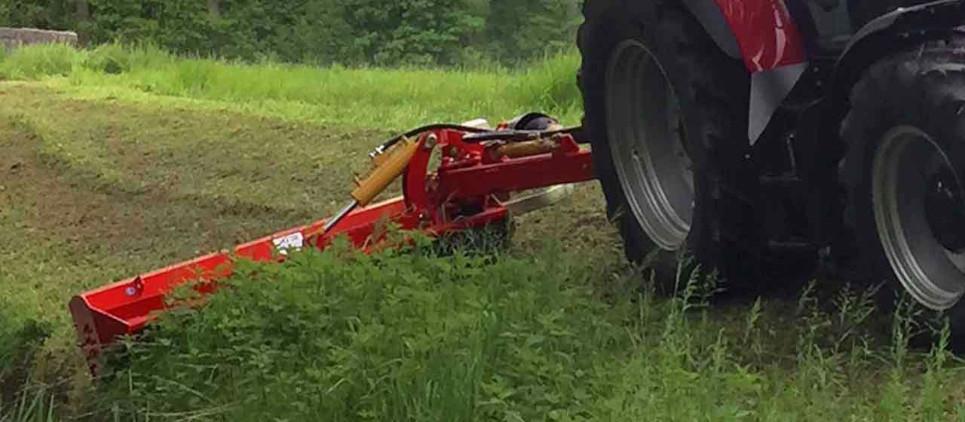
[{"left": 1, "top": 45, "right": 965, "bottom": 420}]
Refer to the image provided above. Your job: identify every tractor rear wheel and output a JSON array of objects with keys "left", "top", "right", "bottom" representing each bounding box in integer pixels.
[
  {"left": 841, "top": 38, "right": 965, "bottom": 347},
  {"left": 578, "top": 1, "right": 758, "bottom": 292}
]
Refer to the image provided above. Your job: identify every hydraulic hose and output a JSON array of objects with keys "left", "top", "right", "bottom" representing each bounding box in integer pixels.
[
  {"left": 372, "top": 124, "right": 492, "bottom": 157},
  {"left": 461, "top": 126, "right": 583, "bottom": 143},
  {"left": 373, "top": 124, "right": 585, "bottom": 157}
]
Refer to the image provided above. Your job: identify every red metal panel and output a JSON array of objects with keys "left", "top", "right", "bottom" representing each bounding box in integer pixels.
[
  {"left": 70, "top": 198, "right": 409, "bottom": 374},
  {"left": 712, "top": 0, "right": 807, "bottom": 72},
  {"left": 438, "top": 150, "right": 594, "bottom": 199}
]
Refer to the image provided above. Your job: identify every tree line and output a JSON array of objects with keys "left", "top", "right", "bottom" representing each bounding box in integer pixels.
[{"left": 0, "top": 0, "right": 582, "bottom": 66}]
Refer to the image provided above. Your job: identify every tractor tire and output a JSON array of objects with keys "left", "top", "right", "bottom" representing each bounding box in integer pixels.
[
  {"left": 578, "top": 0, "right": 759, "bottom": 293},
  {"left": 841, "top": 37, "right": 965, "bottom": 347}
]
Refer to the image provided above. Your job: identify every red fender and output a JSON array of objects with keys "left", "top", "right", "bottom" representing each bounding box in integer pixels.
[
  {"left": 711, "top": 0, "right": 807, "bottom": 72},
  {"left": 685, "top": 0, "right": 809, "bottom": 142}
]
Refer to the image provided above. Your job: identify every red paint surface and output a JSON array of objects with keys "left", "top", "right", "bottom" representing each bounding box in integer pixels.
[
  {"left": 70, "top": 129, "right": 595, "bottom": 376},
  {"left": 713, "top": 0, "right": 807, "bottom": 72}
]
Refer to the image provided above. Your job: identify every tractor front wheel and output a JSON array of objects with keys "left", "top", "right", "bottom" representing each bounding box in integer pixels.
[{"left": 842, "top": 37, "right": 965, "bottom": 347}]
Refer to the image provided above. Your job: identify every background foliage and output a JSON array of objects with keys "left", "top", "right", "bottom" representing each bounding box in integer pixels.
[{"left": 0, "top": 0, "right": 582, "bottom": 66}]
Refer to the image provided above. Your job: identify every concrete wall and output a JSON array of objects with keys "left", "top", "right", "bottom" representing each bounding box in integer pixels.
[{"left": 0, "top": 28, "right": 78, "bottom": 50}]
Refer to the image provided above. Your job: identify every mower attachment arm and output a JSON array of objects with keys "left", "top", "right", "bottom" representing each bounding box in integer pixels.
[{"left": 70, "top": 125, "right": 594, "bottom": 375}]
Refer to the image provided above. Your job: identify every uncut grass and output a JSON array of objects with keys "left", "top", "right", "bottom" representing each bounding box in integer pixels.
[
  {"left": 0, "top": 44, "right": 582, "bottom": 129},
  {"left": 97, "top": 243, "right": 965, "bottom": 421}
]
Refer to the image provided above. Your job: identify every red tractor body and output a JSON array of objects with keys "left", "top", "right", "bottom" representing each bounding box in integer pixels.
[{"left": 711, "top": 0, "right": 808, "bottom": 72}]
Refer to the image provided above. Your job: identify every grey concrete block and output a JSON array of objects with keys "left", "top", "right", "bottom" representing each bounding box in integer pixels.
[{"left": 0, "top": 28, "right": 79, "bottom": 50}]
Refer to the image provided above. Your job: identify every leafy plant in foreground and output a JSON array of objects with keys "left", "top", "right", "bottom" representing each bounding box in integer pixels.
[{"left": 98, "top": 243, "right": 626, "bottom": 421}]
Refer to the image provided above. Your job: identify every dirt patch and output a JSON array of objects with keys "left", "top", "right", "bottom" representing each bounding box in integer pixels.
[
  {"left": 0, "top": 127, "right": 144, "bottom": 246},
  {"left": 0, "top": 113, "right": 328, "bottom": 276},
  {"left": 0, "top": 85, "right": 392, "bottom": 220}
]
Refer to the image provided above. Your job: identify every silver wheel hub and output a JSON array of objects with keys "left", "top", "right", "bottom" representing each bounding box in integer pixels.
[
  {"left": 873, "top": 126, "right": 965, "bottom": 310},
  {"left": 605, "top": 40, "right": 694, "bottom": 251}
]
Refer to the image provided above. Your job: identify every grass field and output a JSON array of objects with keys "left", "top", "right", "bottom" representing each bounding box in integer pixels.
[{"left": 2, "top": 44, "right": 965, "bottom": 420}]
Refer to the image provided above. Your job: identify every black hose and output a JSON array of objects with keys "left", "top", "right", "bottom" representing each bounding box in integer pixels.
[
  {"left": 461, "top": 126, "right": 582, "bottom": 143},
  {"left": 375, "top": 124, "right": 493, "bottom": 154},
  {"left": 374, "top": 124, "right": 585, "bottom": 156}
]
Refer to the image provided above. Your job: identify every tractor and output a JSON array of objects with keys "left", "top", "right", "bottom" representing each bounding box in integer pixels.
[
  {"left": 71, "top": 0, "right": 965, "bottom": 373},
  {"left": 578, "top": 0, "right": 965, "bottom": 342}
]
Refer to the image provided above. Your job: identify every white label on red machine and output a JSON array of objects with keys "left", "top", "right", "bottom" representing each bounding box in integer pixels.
[{"left": 272, "top": 232, "right": 305, "bottom": 255}]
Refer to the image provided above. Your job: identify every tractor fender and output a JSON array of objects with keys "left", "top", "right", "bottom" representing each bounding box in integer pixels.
[
  {"left": 830, "top": 0, "right": 965, "bottom": 116},
  {"left": 682, "top": 0, "right": 810, "bottom": 143},
  {"left": 680, "top": 0, "right": 742, "bottom": 59}
]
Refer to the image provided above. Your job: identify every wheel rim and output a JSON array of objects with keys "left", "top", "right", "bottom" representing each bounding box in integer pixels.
[
  {"left": 873, "top": 126, "right": 965, "bottom": 310},
  {"left": 605, "top": 40, "right": 694, "bottom": 251}
]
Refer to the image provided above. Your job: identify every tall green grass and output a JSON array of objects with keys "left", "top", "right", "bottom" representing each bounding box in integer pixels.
[
  {"left": 96, "top": 242, "right": 963, "bottom": 421},
  {"left": 0, "top": 305, "right": 53, "bottom": 422},
  {"left": 0, "top": 45, "right": 82, "bottom": 81},
  {"left": 0, "top": 44, "right": 582, "bottom": 129},
  {"left": 0, "top": 384, "right": 57, "bottom": 422}
]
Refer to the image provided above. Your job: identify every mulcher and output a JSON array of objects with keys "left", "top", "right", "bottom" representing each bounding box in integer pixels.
[{"left": 72, "top": 0, "right": 965, "bottom": 374}]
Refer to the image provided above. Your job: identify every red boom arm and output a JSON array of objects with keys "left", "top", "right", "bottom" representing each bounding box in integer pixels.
[{"left": 70, "top": 127, "right": 594, "bottom": 375}]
